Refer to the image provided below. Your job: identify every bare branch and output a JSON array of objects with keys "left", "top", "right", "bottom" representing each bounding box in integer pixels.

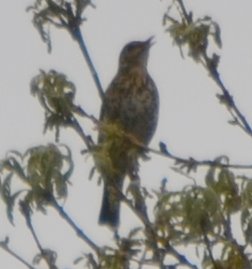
[
  {"left": 0, "top": 237, "right": 36, "bottom": 269},
  {"left": 49, "top": 195, "right": 100, "bottom": 254}
]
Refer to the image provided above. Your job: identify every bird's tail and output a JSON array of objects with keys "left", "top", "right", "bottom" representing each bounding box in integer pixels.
[{"left": 99, "top": 179, "right": 123, "bottom": 228}]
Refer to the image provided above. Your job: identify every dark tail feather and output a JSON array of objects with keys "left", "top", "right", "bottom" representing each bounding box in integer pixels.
[{"left": 99, "top": 182, "right": 122, "bottom": 228}]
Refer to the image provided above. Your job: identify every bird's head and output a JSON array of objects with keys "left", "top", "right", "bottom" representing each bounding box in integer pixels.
[{"left": 119, "top": 37, "right": 154, "bottom": 69}]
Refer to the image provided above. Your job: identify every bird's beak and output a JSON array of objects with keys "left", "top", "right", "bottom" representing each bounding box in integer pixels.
[{"left": 145, "top": 36, "right": 155, "bottom": 48}]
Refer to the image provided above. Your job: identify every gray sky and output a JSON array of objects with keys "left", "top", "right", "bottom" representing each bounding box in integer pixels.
[{"left": 1, "top": 0, "right": 252, "bottom": 268}]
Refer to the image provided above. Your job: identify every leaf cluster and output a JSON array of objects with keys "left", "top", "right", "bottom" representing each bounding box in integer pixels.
[
  {"left": 0, "top": 144, "right": 73, "bottom": 223},
  {"left": 154, "top": 163, "right": 252, "bottom": 268},
  {"left": 75, "top": 229, "right": 143, "bottom": 269},
  {"left": 31, "top": 70, "right": 86, "bottom": 140},
  {"left": 164, "top": 3, "right": 221, "bottom": 64},
  {"left": 27, "top": 0, "right": 94, "bottom": 51}
]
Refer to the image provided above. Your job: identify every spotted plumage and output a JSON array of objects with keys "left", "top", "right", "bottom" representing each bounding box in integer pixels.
[{"left": 98, "top": 38, "right": 159, "bottom": 228}]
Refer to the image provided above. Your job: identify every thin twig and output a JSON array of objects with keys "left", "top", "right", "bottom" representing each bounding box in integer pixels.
[
  {"left": 73, "top": 110, "right": 252, "bottom": 171},
  {"left": 19, "top": 201, "right": 58, "bottom": 269},
  {"left": 202, "top": 50, "right": 252, "bottom": 135},
  {"left": 175, "top": 0, "right": 252, "bottom": 137},
  {"left": 64, "top": 3, "right": 104, "bottom": 101},
  {"left": 116, "top": 183, "right": 192, "bottom": 267},
  {"left": 73, "top": 28, "right": 105, "bottom": 100},
  {"left": 105, "top": 176, "right": 163, "bottom": 263},
  {"left": 70, "top": 116, "right": 94, "bottom": 150},
  {"left": 137, "top": 247, "right": 147, "bottom": 269},
  {"left": 164, "top": 242, "right": 198, "bottom": 269},
  {"left": 176, "top": 0, "right": 191, "bottom": 23},
  {"left": 202, "top": 231, "right": 217, "bottom": 269},
  {"left": 50, "top": 196, "right": 100, "bottom": 254},
  {"left": 0, "top": 238, "right": 36, "bottom": 269}
]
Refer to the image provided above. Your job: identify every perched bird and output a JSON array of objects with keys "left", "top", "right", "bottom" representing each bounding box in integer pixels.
[{"left": 97, "top": 37, "right": 159, "bottom": 228}]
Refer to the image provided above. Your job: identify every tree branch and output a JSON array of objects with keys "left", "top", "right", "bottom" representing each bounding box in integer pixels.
[
  {"left": 64, "top": 2, "right": 104, "bottom": 101},
  {"left": 164, "top": 242, "right": 198, "bottom": 269},
  {"left": 19, "top": 201, "right": 58, "bottom": 269},
  {"left": 49, "top": 196, "right": 100, "bottom": 254},
  {"left": 70, "top": 112, "right": 252, "bottom": 172},
  {"left": 202, "top": 50, "right": 252, "bottom": 135},
  {"left": 0, "top": 237, "right": 36, "bottom": 269},
  {"left": 174, "top": 0, "right": 252, "bottom": 137}
]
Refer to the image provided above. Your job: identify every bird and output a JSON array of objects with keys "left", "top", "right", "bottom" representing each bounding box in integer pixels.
[{"left": 97, "top": 37, "right": 159, "bottom": 228}]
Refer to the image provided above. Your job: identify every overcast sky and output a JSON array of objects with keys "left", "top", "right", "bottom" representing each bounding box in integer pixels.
[{"left": 1, "top": 0, "right": 252, "bottom": 268}]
